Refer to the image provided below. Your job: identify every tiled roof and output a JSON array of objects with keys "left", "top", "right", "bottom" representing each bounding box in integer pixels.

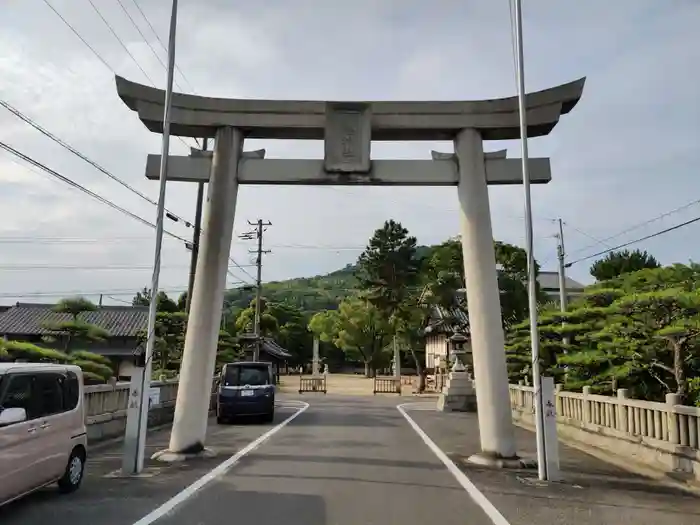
[
  {"left": 0, "top": 303, "right": 148, "bottom": 337},
  {"left": 424, "top": 304, "right": 470, "bottom": 336},
  {"left": 261, "top": 338, "right": 292, "bottom": 359},
  {"left": 537, "top": 271, "right": 585, "bottom": 292}
]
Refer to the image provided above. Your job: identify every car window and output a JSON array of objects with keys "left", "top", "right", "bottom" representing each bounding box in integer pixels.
[
  {"left": 0, "top": 373, "right": 37, "bottom": 419},
  {"left": 223, "top": 365, "right": 270, "bottom": 387},
  {"left": 63, "top": 371, "right": 80, "bottom": 411},
  {"left": 35, "top": 373, "right": 65, "bottom": 417}
]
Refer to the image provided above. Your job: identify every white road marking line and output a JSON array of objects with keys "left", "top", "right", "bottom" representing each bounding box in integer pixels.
[
  {"left": 397, "top": 403, "right": 512, "bottom": 525},
  {"left": 131, "top": 401, "right": 310, "bottom": 525},
  {"left": 397, "top": 401, "right": 437, "bottom": 411}
]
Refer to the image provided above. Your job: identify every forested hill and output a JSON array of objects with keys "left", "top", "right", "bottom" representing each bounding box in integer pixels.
[{"left": 222, "top": 245, "right": 433, "bottom": 315}]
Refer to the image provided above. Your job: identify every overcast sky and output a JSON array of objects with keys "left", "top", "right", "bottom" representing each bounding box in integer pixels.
[{"left": 0, "top": 0, "right": 698, "bottom": 305}]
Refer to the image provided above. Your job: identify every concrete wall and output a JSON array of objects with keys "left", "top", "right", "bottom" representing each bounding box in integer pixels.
[
  {"left": 509, "top": 384, "right": 700, "bottom": 485},
  {"left": 84, "top": 380, "right": 216, "bottom": 444}
]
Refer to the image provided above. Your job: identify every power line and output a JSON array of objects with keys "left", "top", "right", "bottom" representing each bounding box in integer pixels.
[
  {"left": 565, "top": 214, "right": 700, "bottom": 268},
  {"left": 0, "top": 98, "right": 194, "bottom": 228},
  {"left": 562, "top": 221, "right": 614, "bottom": 250},
  {"left": 129, "top": 0, "right": 197, "bottom": 93},
  {"left": 41, "top": 0, "right": 113, "bottom": 71},
  {"left": 0, "top": 140, "right": 189, "bottom": 244},
  {"left": 228, "top": 257, "right": 256, "bottom": 283},
  {"left": 115, "top": 0, "right": 193, "bottom": 99},
  {"left": 566, "top": 197, "right": 700, "bottom": 258},
  {"left": 87, "top": 0, "right": 156, "bottom": 84},
  {"left": 1, "top": 281, "right": 247, "bottom": 300},
  {"left": 42, "top": 0, "right": 196, "bottom": 151},
  {"left": 0, "top": 236, "right": 167, "bottom": 244},
  {"left": 0, "top": 264, "right": 255, "bottom": 271}
]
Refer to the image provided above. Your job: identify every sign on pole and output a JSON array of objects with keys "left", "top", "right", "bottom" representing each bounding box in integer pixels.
[{"left": 541, "top": 376, "right": 561, "bottom": 481}]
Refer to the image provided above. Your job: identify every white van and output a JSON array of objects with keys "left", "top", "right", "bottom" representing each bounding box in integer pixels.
[{"left": 0, "top": 363, "right": 88, "bottom": 507}]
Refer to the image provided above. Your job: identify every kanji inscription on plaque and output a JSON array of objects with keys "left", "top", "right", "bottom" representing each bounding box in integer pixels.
[{"left": 324, "top": 102, "right": 371, "bottom": 173}]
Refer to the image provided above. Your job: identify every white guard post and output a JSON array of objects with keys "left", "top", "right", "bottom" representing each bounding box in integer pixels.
[{"left": 541, "top": 376, "right": 561, "bottom": 481}]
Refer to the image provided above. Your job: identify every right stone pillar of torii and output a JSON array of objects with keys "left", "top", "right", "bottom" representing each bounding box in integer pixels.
[
  {"left": 454, "top": 128, "right": 517, "bottom": 460},
  {"left": 114, "top": 74, "right": 585, "bottom": 463}
]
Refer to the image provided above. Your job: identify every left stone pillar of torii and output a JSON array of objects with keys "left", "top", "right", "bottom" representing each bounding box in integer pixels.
[{"left": 153, "top": 127, "right": 243, "bottom": 460}]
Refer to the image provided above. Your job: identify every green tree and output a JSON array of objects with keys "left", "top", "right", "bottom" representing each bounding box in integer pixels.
[
  {"left": 234, "top": 298, "right": 279, "bottom": 335},
  {"left": 505, "top": 264, "right": 700, "bottom": 404},
  {"left": 355, "top": 220, "right": 423, "bottom": 377},
  {"left": 309, "top": 297, "right": 391, "bottom": 377},
  {"left": 589, "top": 249, "right": 660, "bottom": 281},
  {"left": 42, "top": 297, "right": 109, "bottom": 354},
  {"left": 177, "top": 291, "right": 188, "bottom": 311},
  {"left": 422, "top": 237, "right": 544, "bottom": 327},
  {"left": 132, "top": 287, "right": 179, "bottom": 312},
  {"left": 355, "top": 220, "right": 422, "bottom": 319},
  {"left": 216, "top": 330, "right": 242, "bottom": 370},
  {"left": 138, "top": 312, "right": 188, "bottom": 375}
]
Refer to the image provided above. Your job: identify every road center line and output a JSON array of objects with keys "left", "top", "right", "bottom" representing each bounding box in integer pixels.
[
  {"left": 397, "top": 403, "right": 512, "bottom": 525},
  {"left": 132, "top": 401, "right": 310, "bottom": 525}
]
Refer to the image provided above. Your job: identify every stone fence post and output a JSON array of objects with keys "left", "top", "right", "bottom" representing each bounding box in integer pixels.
[
  {"left": 582, "top": 386, "right": 592, "bottom": 424},
  {"left": 666, "top": 393, "right": 681, "bottom": 444},
  {"left": 616, "top": 388, "right": 629, "bottom": 433}
]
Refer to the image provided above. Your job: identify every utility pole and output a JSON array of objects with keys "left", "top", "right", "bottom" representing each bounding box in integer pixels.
[
  {"left": 239, "top": 219, "right": 271, "bottom": 360},
  {"left": 185, "top": 138, "right": 208, "bottom": 314},
  {"left": 556, "top": 218, "right": 568, "bottom": 312},
  {"left": 556, "top": 218, "right": 570, "bottom": 346}
]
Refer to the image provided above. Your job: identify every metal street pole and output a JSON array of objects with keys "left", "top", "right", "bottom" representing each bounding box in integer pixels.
[
  {"left": 185, "top": 138, "right": 208, "bottom": 314},
  {"left": 513, "top": 0, "right": 548, "bottom": 481},
  {"left": 121, "top": 0, "right": 179, "bottom": 475}
]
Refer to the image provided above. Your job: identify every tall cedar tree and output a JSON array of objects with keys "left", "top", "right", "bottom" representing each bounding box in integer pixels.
[{"left": 355, "top": 220, "right": 421, "bottom": 322}]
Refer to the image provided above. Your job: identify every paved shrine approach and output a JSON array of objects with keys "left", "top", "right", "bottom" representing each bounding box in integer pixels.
[{"left": 115, "top": 74, "right": 585, "bottom": 463}]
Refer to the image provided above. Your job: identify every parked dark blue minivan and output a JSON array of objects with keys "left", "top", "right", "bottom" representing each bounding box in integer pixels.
[{"left": 216, "top": 362, "right": 275, "bottom": 424}]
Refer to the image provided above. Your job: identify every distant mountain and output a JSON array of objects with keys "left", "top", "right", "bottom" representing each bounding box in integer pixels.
[{"left": 223, "top": 245, "right": 433, "bottom": 317}]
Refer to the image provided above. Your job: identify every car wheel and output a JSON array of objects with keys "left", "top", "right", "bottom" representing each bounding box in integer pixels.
[
  {"left": 262, "top": 411, "right": 274, "bottom": 423},
  {"left": 217, "top": 414, "right": 227, "bottom": 424},
  {"left": 58, "top": 447, "right": 86, "bottom": 494}
]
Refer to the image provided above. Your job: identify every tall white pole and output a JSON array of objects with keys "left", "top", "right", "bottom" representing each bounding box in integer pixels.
[
  {"left": 513, "top": 0, "right": 548, "bottom": 480},
  {"left": 122, "top": 0, "right": 179, "bottom": 475}
]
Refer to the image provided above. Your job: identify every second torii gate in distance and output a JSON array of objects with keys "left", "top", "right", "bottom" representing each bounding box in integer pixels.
[{"left": 116, "top": 74, "right": 585, "bottom": 464}]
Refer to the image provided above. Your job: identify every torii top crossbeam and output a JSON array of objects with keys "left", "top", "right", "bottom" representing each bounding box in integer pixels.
[{"left": 115, "top": 76, "right": 585, "bottom": 141}]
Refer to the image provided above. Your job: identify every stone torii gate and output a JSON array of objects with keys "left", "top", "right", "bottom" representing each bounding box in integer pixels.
[{"left": 115, "top": 75, "right": 585, "bottom": 463}]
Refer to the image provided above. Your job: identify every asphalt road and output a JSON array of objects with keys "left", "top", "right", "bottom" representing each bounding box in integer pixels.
[
  {"left": 145, "top": 396, "right": 494, "bottom": 525},
  {"left": 4, "top": 395, "right": 698, "bottom": 525}
]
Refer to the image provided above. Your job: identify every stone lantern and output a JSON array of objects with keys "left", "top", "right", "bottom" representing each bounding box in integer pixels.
[
  {"left": 449, "top": 332, "right": 471, "bottom": 376},
  {"left": 437, "top": 331, "right": 477, "bottom": 413}
]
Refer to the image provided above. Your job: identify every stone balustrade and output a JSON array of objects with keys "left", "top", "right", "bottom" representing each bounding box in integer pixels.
[
  {"left": 83, "top": 379, "right": 214, "bottom": 443},
  {"left": 509, "top": 383, "right": 700, "bottom": 484}
]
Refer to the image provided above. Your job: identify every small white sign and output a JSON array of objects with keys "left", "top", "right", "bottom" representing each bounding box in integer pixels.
[
  {"left": 541, "top": 376, "right": 561, "bottom": 481},
  {"left": 148, "top": 387, "right": 161, "bottom": 408}
]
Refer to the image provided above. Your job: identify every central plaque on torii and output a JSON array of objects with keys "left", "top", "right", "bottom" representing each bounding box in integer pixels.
[{"left": 323, "top": 102, "right": 372, "bottom": 174}]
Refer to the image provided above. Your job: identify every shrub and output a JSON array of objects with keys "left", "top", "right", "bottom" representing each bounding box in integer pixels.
[
  {"left": 71, "top": 359, "right": 113, "bottom": 382},
  {"left": 1, "top": 341, "right": 69, "bottom": 363},
  {"left": 70, "top": 350, "right": 112, "bottom": 367}
]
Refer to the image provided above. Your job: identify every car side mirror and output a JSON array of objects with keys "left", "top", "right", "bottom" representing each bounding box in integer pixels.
[{"left": 0, "top": 407, "right": 27, "bottom": 427}]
